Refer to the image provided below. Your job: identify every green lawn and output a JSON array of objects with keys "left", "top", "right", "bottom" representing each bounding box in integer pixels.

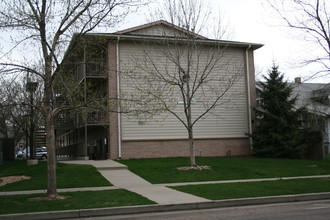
[
  {"left": 118, "top": 157, "right": 330, "bottom": 184},
  {"left": 171, "top": 178, "right": 330, "bottom": 200},
  {"left": 0, "top": 189, "right": 155, "bottom": 215},
  {"left": 1, "top": 157, "right": 330, "bottom": 215},
  {"left": 0, "top": 160, "right": 111, "bottom": 191}
]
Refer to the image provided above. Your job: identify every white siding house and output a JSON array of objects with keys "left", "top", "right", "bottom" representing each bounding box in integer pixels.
[{"left": 56, "top": 20, "right": 263, "bottom": 159}]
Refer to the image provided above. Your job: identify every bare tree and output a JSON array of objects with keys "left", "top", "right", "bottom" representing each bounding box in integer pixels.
[
  {"left": 0, "top": 75, "right": 44, "bottom": 154},
  {"left": 121, "top": 0, "right": 243, "bottom": 167},
  {"left": 1, "top": 77, "right": 26, "bottom": 139},
  {"left": 0, "top": 78, "right": 12, "bottom": 139},
  {"left": 0, "top": 0, "right": 143, "bottom": 198},
  {"left": 148, "top": 0, "right": 233, "bottom": 40},
  {"left": 266, "top": 0, "right": 330, "bottom": 80}
]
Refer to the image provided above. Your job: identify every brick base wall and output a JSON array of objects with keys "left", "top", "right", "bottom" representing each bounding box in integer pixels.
[{"left": 117, "top": 137, "right": 251, "bottom": 159}]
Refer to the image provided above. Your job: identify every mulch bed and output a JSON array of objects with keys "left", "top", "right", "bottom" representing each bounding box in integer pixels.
[
  {"left": 0, "top": 175, "right": 31, "bottom": 187},
  {"left": 176, "top": 165, "right": 211, "bottom": 171}
]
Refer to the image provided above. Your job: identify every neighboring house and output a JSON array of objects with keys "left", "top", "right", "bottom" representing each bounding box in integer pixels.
[
  {"left": 291, "top": 78, "right": 330, "bottom": 153},
  {"left": 55, "top": 20, "right": 263, "bottom": 160},
  {"left": 256, "top": 77, "right": 330, "bottom": 153}
]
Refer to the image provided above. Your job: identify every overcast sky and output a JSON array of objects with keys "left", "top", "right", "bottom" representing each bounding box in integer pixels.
[
  {"left": 114, "top": 0, "right": 326, "bottom": 83},
  {"left": 0, "top": 0, "right": 326, "bottom": 83}
]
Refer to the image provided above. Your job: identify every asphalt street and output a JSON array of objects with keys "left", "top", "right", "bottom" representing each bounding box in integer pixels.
[{"left": 72, "top": 199, "right": 330, "bottom": 220}]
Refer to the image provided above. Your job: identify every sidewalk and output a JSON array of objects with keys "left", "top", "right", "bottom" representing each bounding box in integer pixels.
[{"left": 60, "top": 160, "right": 209, "bottom": 205}]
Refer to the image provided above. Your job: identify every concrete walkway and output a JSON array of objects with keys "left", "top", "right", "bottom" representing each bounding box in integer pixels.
[
  {"left": 2, "top": 160, "right": 330, "bottom": 203},
  {"left": 60, "top": 160, "right": 209, "bottom": 205}
]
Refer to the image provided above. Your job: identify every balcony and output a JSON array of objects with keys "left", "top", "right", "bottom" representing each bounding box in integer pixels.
[
  {"left": 55, "top": 110, "right": 108, "bottom": 129},
  {"left": 75, "top": 62, "right": 107, "bottom": 82},
  {"left": 78, "top": 111, "right": 108, "bottom": 127},
  {"left": 55, "top": 112, "right": 74, "bottom": 130}
]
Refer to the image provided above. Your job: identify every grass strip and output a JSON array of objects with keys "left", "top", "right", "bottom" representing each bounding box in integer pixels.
[
  {"left": 170, "top": 178, "right": 330, "bottom": 200},
  {"left": 0, "top": 160, "right": 111, "bottom": 191},
  {"left": 0, "top": 189, "right": 155, "bottom": 215},
  {"left": 118, "top": 157, "right": 330, "bottom": 184}
]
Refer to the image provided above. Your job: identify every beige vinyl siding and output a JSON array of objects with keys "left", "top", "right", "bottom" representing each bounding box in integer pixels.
[
  {"left": 129, "top": 25, "right": 187, "bottom": 37},
  {"left": 119, "top": 41, "right": 248, "bottom": 140}
]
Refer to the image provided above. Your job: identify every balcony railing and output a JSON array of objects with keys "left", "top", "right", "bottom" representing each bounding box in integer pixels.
[
  {"left": 55, "top": 110, "right": 108, "bottom": 129},
  {"left": 75, "top": 62, "right": 107, "bottom": 82},
  {"left": 78, "top": 111, "right": 108, "bottom": 127},
  {"left": 54, "top": 112, "right": 74, "bottom": 129}
]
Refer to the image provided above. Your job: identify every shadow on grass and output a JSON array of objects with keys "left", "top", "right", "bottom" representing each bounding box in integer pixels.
[
  {"left": 0, "top": 189, "right": 155, "bottom": 215},
  {"left": 0, "top": 160, "right": 111, "bottom": 191}
]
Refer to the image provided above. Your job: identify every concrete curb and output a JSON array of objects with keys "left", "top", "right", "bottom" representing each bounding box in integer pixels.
[{"left": 1, "top": 192, "right": 330, "bottom": 220}]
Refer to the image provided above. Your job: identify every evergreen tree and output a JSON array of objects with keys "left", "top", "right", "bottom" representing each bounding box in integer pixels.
[{"left": 252, "top": 65, "right": 306, "bottom": 158}]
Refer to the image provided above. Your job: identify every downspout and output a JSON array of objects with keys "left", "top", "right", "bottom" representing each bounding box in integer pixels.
[
  {"left": 246, "top": 45, "right": 253, "bottom": 150},
  {"left": 116, "top": 37, "right": 122, "bottom": 159},
  {"left": 84, "top": 47, "right": 88, "bottom": 159}
]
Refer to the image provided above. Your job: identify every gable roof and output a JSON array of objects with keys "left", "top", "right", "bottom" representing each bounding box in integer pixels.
[
  {"left": 256, "top": 81, "right": 330, "bottom": 116},
  {"left": 67, "top": 20, "right": 263, "bottom": 53},
  {"left": 114, "top": 20, "right": 208, "bottom": 40}
]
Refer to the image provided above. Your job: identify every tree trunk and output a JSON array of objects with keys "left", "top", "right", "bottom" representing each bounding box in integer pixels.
[
  {"left": 45, "top": 106, "right": 57, "bottom": 197},
  {"left": 45, "top": 113, "right": 57, "bottom": 197},
  {"left": 186, "top": 70, "right": 196, "bottom": 167},
  {"left": 188, "top": 127, "right": 196, "bottom": 166},
  {"left": 44, "top": 57, "right": 57, "bottom": 198}
]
